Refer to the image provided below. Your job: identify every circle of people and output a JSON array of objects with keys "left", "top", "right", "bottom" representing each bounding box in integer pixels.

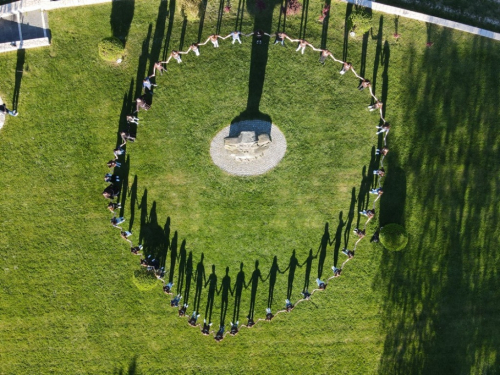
[{"left": 102, "top": 29, "right": 390, "bottom": 342}]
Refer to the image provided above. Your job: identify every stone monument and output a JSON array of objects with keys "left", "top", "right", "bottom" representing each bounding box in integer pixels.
[{"left": 224, "top": 131, "right": 272, "bottom": 161}]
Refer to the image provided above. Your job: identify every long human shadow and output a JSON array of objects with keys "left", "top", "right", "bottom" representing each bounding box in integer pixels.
[
  {"left": 12, "top": 48, "right": 24, "bottom": 112},
  {"left": 113, "top": 355, "right": 138, "bottom": 375},
  {"left": 176, "top": 239, "right": 187, "bottom": 295},
  {"left": 266, "top": 256, "right": 282, "bottom": 308},
  {"left": 178, "top": 16, "right": 188, "bottom": 51},
  {"left": 162, "top": 0, "right": 176, "bottom": 60},
  {"left": 216, "top": 0, "right": 225, "bottom": 35},
  {"left": 138, "top": 188, "right": 148, "bottom": 244},
  {"left": 283, "top": 250, "right": 301, "bottom": 300},
  {"left": 370, "top": 16, "right": 384, "bottom": 101},
  {"left": 380, "top": 40, "right": 390, "bottom": 120},
  {"left": 183, "top": 251, "right": 193, "bottom": 304},
  {"left": 135, "top": 24, "right": 153, "bottom": 101},
  {"left": 128, "top": 175, "right": 138, "bottom": 231},
  {"left": 232, "top": 262, "right": 246, "bottom": 323},
  {"left": 301, "top": 249, "right": 316, "bottom": 293},
  {"left": 197, "top": 0, "right": 208, "bottom": 43},
  {"left": 354, "top": 166, "right": 370, "bottom": 229},
  {"left": 192, "top": 253, "right": 206, "bottom": 314},
  {"left": 234, "top": 0, "right": 246, "bottom": 31},
  {"left": 168, "top": 231, "right": 178, "bottom": 283},
  {"left": 342, "top": 3, "right": 353, "bottom": 61},
  {"left": 118, "top": 155, "right": 131, "bottom": 218},
  {"left": 218, "top": 267, "right": 233, "bottom": 327},
  {"left": 332, "top": 211, "right": 344, "bottom": 267},
  {"left": 204, "top": 265, "right": 218, "bottom": 323},
  {"left": 359, "top": 32, "right": 368, "bottom": 80},
  {"left": 110, "top": 0, "right": 135, "bottom": 46},
  {"left": 141, "top": 201, "right": 168, "bottom": 267},
  {"left": 298, "top": 0, "right": 310, "bottom": 40},
  {"left": 115, "top": 79, "right": 135, "bottom": 150},
  {"left": 316, "top": 223, "right": 330, "bottom": 279},
  {"left": 148, "top": 0, "right": 169, "bottom": 76},
  {"left": 376, "top": 29, "right": 500, "bottom": 374},
  {"left": 319, "top": 0, "right": 331, "bottom": 49},
  {"left": 231, "top": 0, "right": 282, "bottom": 123},
  {"left": 247, "top": 260, "right": 264, "bottom": 320},
  {"left": 344, "top": 187, "right": 356, "bottom": 248}
]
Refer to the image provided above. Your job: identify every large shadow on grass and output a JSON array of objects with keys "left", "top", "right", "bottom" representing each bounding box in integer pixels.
[
  {"left": 376, "top": 31, "right": 500, "bottom": 374},
  {"left": 231, "top": 0, "right": 283, "bottom": 123},
  {"left": 110, "top": 0, "right": 135, "bottom": 46}
]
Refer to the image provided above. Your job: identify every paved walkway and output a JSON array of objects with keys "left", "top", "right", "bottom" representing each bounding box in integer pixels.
[{"left": 210, "top": 121, "right": 287, "bottom": 176}]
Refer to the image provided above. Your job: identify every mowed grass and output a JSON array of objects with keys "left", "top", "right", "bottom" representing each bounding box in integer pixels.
[{"left": 0, "top": 1, "right": 499, "bottom": 374}]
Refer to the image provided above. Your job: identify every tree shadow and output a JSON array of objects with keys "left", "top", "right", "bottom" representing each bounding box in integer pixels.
[
  {"left": 110, "top": 0, "right": 135, "bottom": 46},
  {"left": 376, "top": 29, "right": 500, "bottom": 374},
  {"left": 379, "top": 152, "right": 406, "bottom": 227},
  {"left": 12, "top": 48, "right": 24, "bottom": 112},
  {"left": 232, "top": 262, "right": 246, "bottom": 322},
  {"left": 218, "top": 267, "right": 232, "bottom": 326},
  {"left": 231, "top": 0, "right": 282, "bottom": 123}
]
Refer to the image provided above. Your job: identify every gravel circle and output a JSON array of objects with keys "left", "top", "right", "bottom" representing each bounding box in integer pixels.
[{"left": 210, "top": 120, "right": 287, "bottom": 176}]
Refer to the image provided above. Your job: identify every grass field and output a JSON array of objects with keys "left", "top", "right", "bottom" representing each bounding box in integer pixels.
[{"left": 0, "top": 0, "right": 499, "bottom": 374}]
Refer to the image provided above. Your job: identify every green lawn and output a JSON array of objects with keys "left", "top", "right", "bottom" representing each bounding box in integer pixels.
[{"left": 0, "top": 0, "right": 499, "bottom": 374}]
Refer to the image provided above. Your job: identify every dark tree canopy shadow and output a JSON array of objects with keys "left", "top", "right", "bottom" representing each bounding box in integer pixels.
[{"left": 376, "top": 29, "right": 500, "bottom": 374}]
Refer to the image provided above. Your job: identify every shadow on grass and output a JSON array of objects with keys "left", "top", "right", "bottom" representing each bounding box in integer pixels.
[
  {"left": 231, "top": 0, "right": 282, "bottom": 123},
  {"left": 232, "top": 262, "right": 246, "bottom": 322},
  {"left": 375, "top": 30, "right": 500, "bottom": 374},
  {"left": 110, "top": 0, "right": 135, "bottom": 46},
  {"left": 149, "top": 0, "right": 169, "bottom": 75},
  {"left": 12, "top": 48, "right": 24, "bottom": 112},
  {"left": 114, "top": 355, "right": 138, "bottom": 375}
]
